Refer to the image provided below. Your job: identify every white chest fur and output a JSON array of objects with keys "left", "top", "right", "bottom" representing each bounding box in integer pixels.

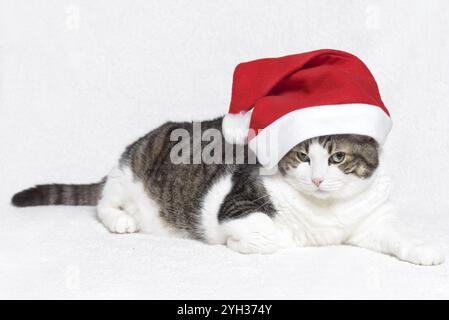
[{"left": 262, "top": 172, "right": 391, "bottom": 247}]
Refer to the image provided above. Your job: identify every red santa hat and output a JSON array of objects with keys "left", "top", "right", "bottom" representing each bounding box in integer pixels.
[{"left": 222, "top": 49, "right": 392, "bottom": 168}]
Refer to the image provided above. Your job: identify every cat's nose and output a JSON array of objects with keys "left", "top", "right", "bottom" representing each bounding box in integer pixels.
[{"left": 311, "top": 178, "right": 323, "bottom": 187}]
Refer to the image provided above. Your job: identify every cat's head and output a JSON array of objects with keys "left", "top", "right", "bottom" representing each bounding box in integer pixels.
[{"left": 278, "top": 134, "right": 379, "bottom": 200}]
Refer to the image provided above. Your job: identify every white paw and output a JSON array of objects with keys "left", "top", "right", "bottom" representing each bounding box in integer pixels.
[
  {"left": 109, "top": 214, "right": 137, "bottom": 234},
  {"left": 400, "top": 245, "right": 445, "bottom": 266},
  {"left": 222, "top": 212, "right": 283, "bottom": 254}
]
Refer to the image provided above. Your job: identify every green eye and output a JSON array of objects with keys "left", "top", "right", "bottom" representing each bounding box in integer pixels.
[
  {"left": 297, "top": 152, "right": 310, "bottom": 162},
  {"left": 330, "top": 152, "right": 345, "bottom": 164}
]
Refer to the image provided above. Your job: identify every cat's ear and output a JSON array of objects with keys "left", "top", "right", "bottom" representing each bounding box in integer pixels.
[{"left": 222, "top": 111, "right": 252, "bottom": 145}]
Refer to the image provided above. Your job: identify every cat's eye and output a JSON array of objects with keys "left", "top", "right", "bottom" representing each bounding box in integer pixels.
[
  {"left": 330, "top": 152, "right": 345, "bottom": 164},
  {"left": 297, "top": 152, "right": 310, "bottom": 162}
]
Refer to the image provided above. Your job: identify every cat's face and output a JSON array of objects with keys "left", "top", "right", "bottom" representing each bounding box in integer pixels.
[{"left": 278, "top": 135, "right": 379, "bottom": 200}]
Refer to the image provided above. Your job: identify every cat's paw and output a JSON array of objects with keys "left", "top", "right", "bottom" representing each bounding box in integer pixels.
[
  {"left": 223, "top": 212, "right": 284, "bottom": 254},
  {"left": 108, "top": 214, "right": 137, "bottom": 234},
  {"left": 400, "top": 244, "right": 445, "bottom": 266}
]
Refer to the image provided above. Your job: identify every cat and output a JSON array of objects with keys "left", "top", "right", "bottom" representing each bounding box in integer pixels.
[{"left": 12, "top": 117, "right": 444, "bottom": 265}]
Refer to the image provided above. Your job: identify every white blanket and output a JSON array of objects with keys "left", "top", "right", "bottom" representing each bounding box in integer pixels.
[{"left": 1, "top": 0, "right": 448, "bottom": 299}]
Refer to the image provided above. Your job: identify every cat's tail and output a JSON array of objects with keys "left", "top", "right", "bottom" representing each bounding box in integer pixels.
[{"left": 11, "top": 178, "right": 106, "bottom": 207}]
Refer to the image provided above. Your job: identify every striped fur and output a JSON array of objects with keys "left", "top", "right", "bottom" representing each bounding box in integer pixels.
[{"left": 12, "top": 180, "right": 105, "bottom": 207}]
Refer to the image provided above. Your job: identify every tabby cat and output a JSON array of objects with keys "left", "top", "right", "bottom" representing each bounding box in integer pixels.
[{"left": 12, "top": 117, "right": 444, "bottom": 265}]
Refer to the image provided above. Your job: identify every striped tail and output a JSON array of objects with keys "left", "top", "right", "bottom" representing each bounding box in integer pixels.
[{"left": 11, "top": 179, "right": 106, "bottom": 207}]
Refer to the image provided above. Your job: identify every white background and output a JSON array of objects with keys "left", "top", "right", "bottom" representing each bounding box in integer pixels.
[{"left": 1, "top": 0, "right": 449, "bottom": 299}]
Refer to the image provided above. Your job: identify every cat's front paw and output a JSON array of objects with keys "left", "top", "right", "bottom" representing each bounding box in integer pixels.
[
  {"left": 108, "top": 214, "right": 138, "bottom": 234},
  {"left": 222, "top": 212, "right": 284, "bottom": 254},
  {"left": 400, "top": 245, "right": 445, "bottom": 266}
]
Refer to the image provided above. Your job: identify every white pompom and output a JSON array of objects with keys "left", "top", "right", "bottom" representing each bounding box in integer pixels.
[{"left": 222, "top": 111, "right": 252, "bottom": 145}]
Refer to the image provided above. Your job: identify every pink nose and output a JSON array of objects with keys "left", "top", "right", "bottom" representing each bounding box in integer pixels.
[{"left": 311, "top": 178, "right": 323, "bottom": 187}]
